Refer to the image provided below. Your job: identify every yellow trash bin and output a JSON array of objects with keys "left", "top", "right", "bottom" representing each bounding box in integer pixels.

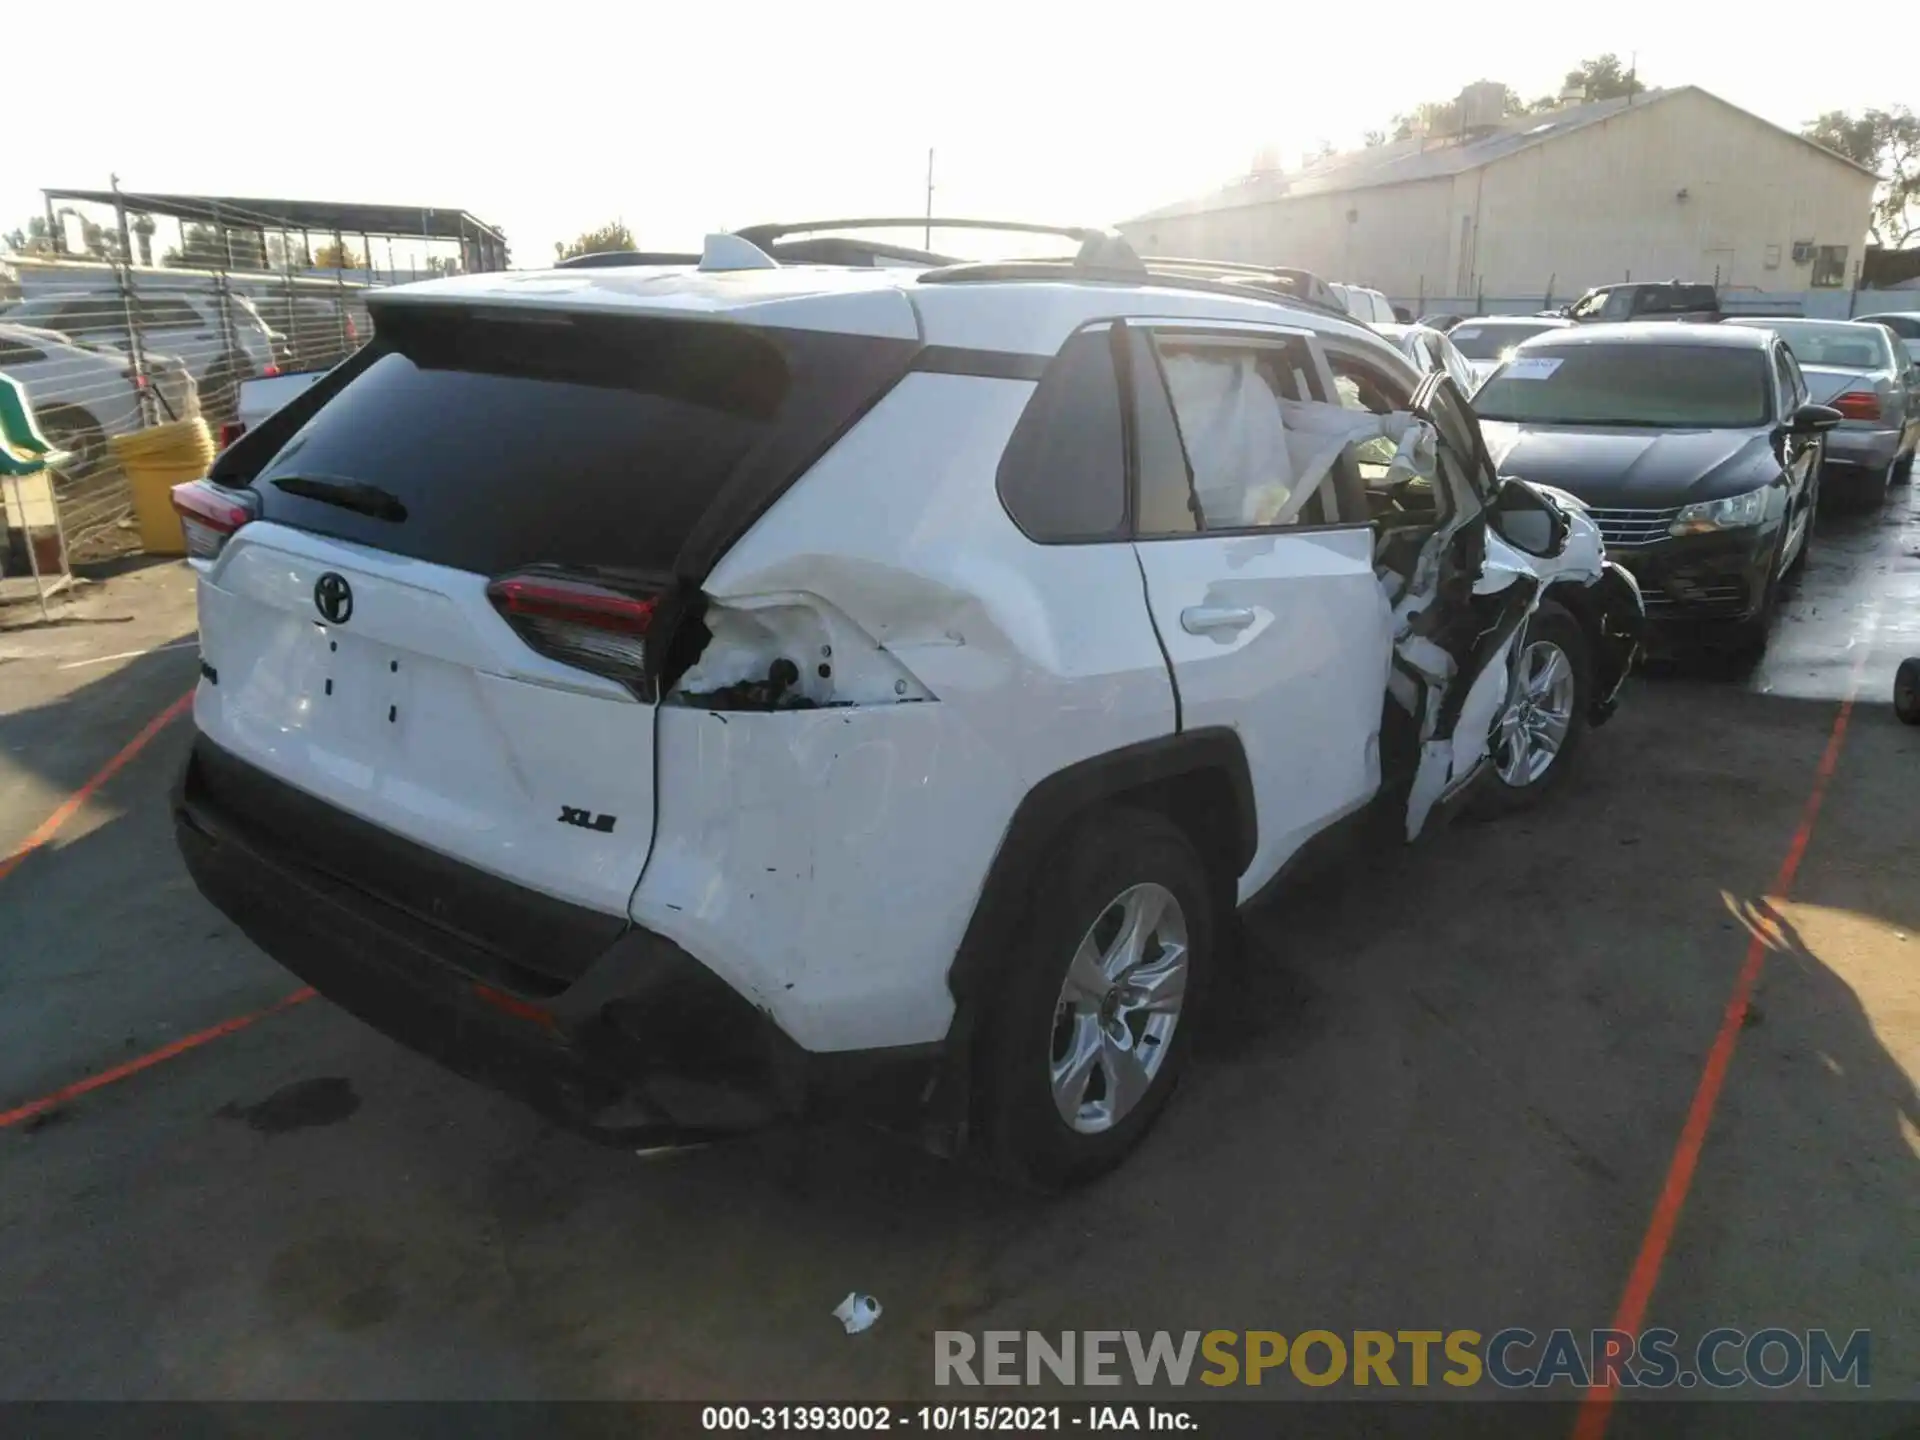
[{"left": 110, "top": 419, "right": 218, "bottom": 557}]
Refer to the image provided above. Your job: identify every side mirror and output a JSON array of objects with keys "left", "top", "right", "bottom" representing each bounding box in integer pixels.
[
  {"left": 1789, "top": 403, "right": 1843, "bottom": 435},
  {"left": 1490, "top": 475, "right": 1568, "bottom": 557}
]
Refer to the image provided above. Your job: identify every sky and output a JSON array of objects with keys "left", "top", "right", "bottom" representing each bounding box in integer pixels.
[{"left": 5, "top": 1, "right": 1911, "bottom": 268}]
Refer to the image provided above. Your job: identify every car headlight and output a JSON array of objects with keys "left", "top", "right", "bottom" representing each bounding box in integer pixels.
[{"left": 1670, "top": 486, "right": 1775, "bottom": 535}]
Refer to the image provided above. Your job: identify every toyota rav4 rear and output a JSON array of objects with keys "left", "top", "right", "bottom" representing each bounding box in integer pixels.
[{"left": 173, "top": 246, "right": 1641, "bottom": 1187}]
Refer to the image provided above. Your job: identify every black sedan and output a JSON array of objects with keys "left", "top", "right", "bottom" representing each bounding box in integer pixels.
[{"left": 1473, "top": 323, "right": 1840, "bottom": 658}]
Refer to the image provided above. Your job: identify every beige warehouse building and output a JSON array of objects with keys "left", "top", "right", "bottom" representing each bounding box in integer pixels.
[{"left": 1119, "top": 86, "right": 1878, "bottom": 305}]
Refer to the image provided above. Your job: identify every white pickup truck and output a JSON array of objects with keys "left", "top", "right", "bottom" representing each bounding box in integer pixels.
[{"left": 225, "top": 369, "right": 327, "bottom": 446}]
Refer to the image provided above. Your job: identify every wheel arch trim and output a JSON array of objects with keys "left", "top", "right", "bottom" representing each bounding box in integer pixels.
[{"left": 945, "top": 726, "right": 1255, "bottom": 1010}]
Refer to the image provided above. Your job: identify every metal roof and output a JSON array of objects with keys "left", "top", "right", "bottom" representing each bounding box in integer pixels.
[
  {"left": 41, "top": 188, "right": 506, "bottom": 243},
  {"left": 1126, "top": 87, "right": 1879, "bottom": 224}
]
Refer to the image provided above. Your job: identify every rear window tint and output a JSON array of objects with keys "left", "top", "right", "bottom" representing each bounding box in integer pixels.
[{"left": 250, "top": 309, "right": 913, "bottom": 578}]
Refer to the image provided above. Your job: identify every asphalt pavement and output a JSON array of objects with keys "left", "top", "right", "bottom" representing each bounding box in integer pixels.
[{"left": 0, "top": 497, "right": 1915, "bottom": 1422}]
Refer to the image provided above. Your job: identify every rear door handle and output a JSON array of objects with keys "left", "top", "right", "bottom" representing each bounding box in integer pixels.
[{"left": 1180, "top": 605, "right": 1257, "bottom": 635}]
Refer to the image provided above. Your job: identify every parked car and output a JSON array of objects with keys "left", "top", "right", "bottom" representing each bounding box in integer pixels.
[
  {"left": 1558, "top": 281, "right": 1722, "bottom": 324},
  {"left": 226, "top": 369, "right": 328, "bottom": 448},
  {"left": 170, "top": 228, "right": 1642, "bottom": 1187},
  {"left": 1855, "top": 312, "right": 1920, "bottom": 366},
  {"left": 1448, "top": 315, "right": 1574, "bottom": 387},
  {"left": 1375, "top": 322, "right": 1481, "bottom": 397},
  {"left": 1475, "top": 323, "right": 1839, "bottom": 658},
  {"left": 1328, "top": 282, "right": 1396, "bottom": 326},
  {"left": 1723, "top": 316, "right": 1919, "bottom": 502},
  {"left": 2, "top": 287, "right": 290, "bottom": 423},
  {"left": 0, "top": 322, "right": 198, "bottom": 476},
  {"left": 247, "top": 291, "right": 363, "bottom": 371}
]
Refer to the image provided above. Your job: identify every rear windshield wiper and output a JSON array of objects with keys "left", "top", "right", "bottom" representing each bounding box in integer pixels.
[{"left": 270, "top": 475, "right": 409, "bottom": 522}]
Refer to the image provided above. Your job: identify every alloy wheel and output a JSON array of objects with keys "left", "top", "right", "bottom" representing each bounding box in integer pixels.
[
  {"left": 1494, "top": 638, "right": 1577, "bottom": 786},
  {"left": 1049, "top": 882, "right": 1189, "bottom": 1135}
]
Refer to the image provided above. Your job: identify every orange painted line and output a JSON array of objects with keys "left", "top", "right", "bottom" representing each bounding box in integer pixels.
[
  {"left": 0, "top": 988, "right": 316, "bottom": 1131},
  {"left": 0, "top": 689, "right": 195, "bottom": 885},
  {"left": 1573, "top": 639, "right": 1873, "bottom": 1440}
]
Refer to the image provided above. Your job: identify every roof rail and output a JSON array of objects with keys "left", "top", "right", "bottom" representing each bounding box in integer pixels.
[
  {"left": 734, "top": 217, "right": 1148, "bottom": 278},
  {"left": 555, "top": 249, "right": 701, "bottom": 269},
  {"left": 1138, "top": 256, "right": 1348, "bottom": 314},
  {"left": 733, "top": 217, "right": 1106, "bottom": 247},
  {"left": 1140, "top": 255, "right": 1306, "bottom": 277}
]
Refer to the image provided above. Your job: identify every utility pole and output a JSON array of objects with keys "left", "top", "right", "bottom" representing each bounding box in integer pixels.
[{"left": 925, "top": 148, "right": 934, "bottom": 250}]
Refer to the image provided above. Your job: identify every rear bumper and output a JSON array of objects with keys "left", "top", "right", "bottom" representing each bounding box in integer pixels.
[
  {"left": 1822, "top": 426, "right": 1902, "bottom": 472},
  {"left": 173, "top": 734, "right": 940, "bottom": 1143}
]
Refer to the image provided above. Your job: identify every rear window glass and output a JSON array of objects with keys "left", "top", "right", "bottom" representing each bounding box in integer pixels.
[
  {"left": 1474, "top": 343, "right": 1770, "bottom": 429},
  {"left": 1727, "top": 320, "right": 1891, "bottom": 369},
  {"left": 1447, "top": 322, "right": 1562, "bottom": 360},
  {"left": 251, "top": 309, "right": 911, "bottom": 578}
]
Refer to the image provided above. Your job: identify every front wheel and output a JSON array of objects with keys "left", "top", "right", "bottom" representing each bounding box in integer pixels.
[
  {"left": 1477, "top": 601, "right": 1592, "bottom": 815},
  {"left": 979, "top": 808, "right": 1215, "bottom": 1190}
]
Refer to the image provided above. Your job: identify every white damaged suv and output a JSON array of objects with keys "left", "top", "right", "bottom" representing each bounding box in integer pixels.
[{"left": 171, "top": 224, "right": 1643, "bottom": 1187}]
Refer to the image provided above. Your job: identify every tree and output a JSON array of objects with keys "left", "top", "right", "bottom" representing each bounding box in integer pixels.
[
  {"left": 164, "top": 224, "right": 228, "bottom": 268},
  {"left": 1363, "top": 129, "right": 1386, "bottom": 149},
  {"left": 313, "top": 240, "right": 363, "bottom": 270},
  {"left": 264, "top": 233, "right": 313, "bottom": 271},
  {"left": 4, "top": 216, "right": 58, "bottom": 257},
  {"left": 555, "top": 220, "right": 636, "bottom": 261},
  {"left": 51, "top": 208, "right": 118, "bottom": 260},
  {"left": 1562, "top": 54, "right": 1643, "bottom": 103},
  {"left": 1392, "top": 100, "right": 1460, "bottom": 142},
  {"left": 131, "top": 213, "right": 156, "bottom": 267},
  {"left": 1803, "top": 107, "right": 1920, "bottom": 247}
]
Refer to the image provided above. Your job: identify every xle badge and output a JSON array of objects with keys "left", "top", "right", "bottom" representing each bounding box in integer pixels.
[{"left": 558, "top": 805, "right": 617, "bottom": 834}]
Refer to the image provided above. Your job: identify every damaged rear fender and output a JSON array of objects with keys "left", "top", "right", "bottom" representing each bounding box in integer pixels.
[{"left": 666, "top": 588, "right": 938, "bottom": 711}]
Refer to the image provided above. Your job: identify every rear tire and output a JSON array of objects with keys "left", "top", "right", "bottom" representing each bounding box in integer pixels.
[
  {"left": 1896, "top": 659, "right": 1920, "bottom": 725},
  {"left": 979, "top": 807, "right": 1215, "bottom": 1190},
  {"left": 201, "top": 352, "right": 252, "bottom": 427}
]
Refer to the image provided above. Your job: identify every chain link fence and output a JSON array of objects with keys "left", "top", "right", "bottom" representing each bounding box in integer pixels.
[{"left": 2, "top": 255, "right": 383, "bottom": 563}]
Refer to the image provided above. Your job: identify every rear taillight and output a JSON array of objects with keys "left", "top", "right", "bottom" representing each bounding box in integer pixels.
[
  {"left": 1833, "top": 389, "right": 1881, "bottom": 422},
  {"left": 486, "top": 571, "right": 659, "bottom": 694},
  {"left": 216, "top": 421, "right": 247, "bottom": 449},
  {"left": 170, "top": 478, "right": 259, "bottom": 560},
  {"left": 262, "top": 363, "right": 282, "bottom": 378},
  {"left": 346, "top": 317, "right": 360, "bottom": 343}
]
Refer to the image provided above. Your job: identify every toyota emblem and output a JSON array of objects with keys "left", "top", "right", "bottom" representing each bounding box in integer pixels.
[{"left": 314, "top": 572, "right": 354, "bottom": 625}]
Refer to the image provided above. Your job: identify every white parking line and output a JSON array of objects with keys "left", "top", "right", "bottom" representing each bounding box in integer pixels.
[{"left": 56, "top": 639, "right": 199, "bottom": 671}]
